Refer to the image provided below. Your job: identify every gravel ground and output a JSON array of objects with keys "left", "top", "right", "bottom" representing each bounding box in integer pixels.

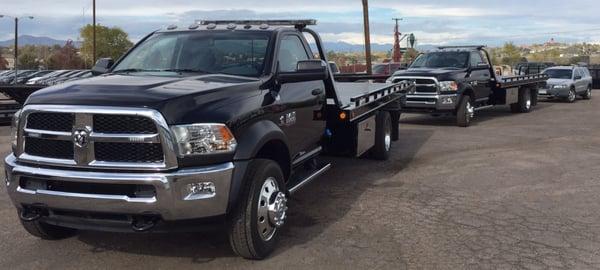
[{"left": 1, "top": 94, "right": 600, "bottom": 269}]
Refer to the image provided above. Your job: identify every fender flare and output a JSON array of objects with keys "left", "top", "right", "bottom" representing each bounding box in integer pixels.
[{"left": 233, "top": 120, "right": 290, "bottom": 161}]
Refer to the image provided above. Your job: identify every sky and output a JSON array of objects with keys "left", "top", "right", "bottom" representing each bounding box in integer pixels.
[{"left": 1, "top": 0, "right": 600, "bottom": 47}]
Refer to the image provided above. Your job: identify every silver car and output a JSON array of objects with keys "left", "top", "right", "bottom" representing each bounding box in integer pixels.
[{"left": 539, "top": 66, "right": 593, "bottom": 102}]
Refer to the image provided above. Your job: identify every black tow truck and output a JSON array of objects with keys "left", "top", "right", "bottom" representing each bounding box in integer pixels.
[
  {"left": 388, "top": 45, "right": 548, "bottom": 127},
  {"left": 4, "top": 20, "right": 412, "bottom": 259}
]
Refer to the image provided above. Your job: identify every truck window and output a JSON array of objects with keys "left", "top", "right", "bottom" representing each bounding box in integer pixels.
[
  {"left": 470, "top": 51, "right": 485, "bottom": 67},
  {"left": 410, "top": 52, "right": 469, "bottom": 69},
  {"left": 278, "top": 35, "right": 310, "bottom": 72},
  {"left": 113, "top": 31, "right": 271, "bottom": 77}
]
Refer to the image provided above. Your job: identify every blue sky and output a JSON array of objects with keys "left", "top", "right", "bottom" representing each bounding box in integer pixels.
[{"left": 1, "top": 0, "right": 599, "bottom": 46}]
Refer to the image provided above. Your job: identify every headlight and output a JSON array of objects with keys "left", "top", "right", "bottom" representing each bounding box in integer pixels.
[
  {"left": 10, "top": 110, "right": 21, "bottom": 153},
  {"left": 439, "top": 81, "right": 459, "bottom": 92},
  {"left": 170, "top": 124, "right": 237, "bottom": 157},
  {"left": 553, "top": 85, "right": 568, "bottom": 89}
]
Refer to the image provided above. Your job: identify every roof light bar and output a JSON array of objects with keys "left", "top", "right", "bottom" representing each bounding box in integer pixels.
[
  {"left": 197, "top": 19, "right": 317, "bottom": 27},
  {"left": 437, "top": 45, "right": 486, "bottom": 50}
]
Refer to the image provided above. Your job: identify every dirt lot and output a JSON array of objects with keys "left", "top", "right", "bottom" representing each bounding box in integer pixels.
[{"left": 1, "top": 94, "right": 600, "bottom": 269}]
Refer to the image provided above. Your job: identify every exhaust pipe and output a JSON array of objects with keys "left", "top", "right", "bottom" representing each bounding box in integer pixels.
[{"left": 131, "top": 216, "right": 159, "bottom": 232}]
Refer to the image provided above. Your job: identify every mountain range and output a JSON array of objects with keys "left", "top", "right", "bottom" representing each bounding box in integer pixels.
[
  {"left": 0, "top": 35, "right": 81, "bottom": 47},
  {"left": 0, "top": 35, "right": 434, "bottom": 52}
]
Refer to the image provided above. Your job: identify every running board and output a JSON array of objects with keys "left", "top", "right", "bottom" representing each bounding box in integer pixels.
[
  {"left": 288, "top": 163, "right": 332, "bottom": 194},
  {"left": 474, "top": 105, "right": 494, "bottom": 111}
]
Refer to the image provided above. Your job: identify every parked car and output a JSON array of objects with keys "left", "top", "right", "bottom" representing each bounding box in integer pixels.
[
  {"left": 5, "top": 19, "right": 412, "bottom": 260},
  {"left": 0, "top": 70, "right": 36, "bottom": 85},
  {"left": 15, "top": 70, "right": 53, "bottom": 84},
  {"left": 539, "top": 66, "right": 593, "bottom": 102},
  {"left": 26, "top": 70, "right": 69, "bottom": 85},
  {"left": 387, "top": 45, "right": 548, "bottom": 127},
  {"left": 514, "top": 62, "right": 555, "bottom": 75}
]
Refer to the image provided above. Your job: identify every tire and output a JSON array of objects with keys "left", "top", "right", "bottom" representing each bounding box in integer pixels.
[
  {"left": 511, "top": 88, "right": 532, "bottom": 113},
  {"left": 371, "top": 111, "right": 392, "bottom": 160},
  {"left": 456, "top": 95, "right": 473, "bottom": 127},
  {"left": 582, "top": 86, "right": 592, "bottom": 100},
  {"left": 20, "top": 219, "right": 77, "bottom": 240},
  {"left": 566, "top": 87, "right": 577, "bottom": 103},
  {"left": 228, "top": 159, "right": 287, "bottom": 260}
]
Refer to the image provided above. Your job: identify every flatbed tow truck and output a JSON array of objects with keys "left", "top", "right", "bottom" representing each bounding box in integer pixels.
[
  {"left": 388, "top": 45, "right": 548, "bottom": 127},
  {"left": 4, "top": 19, "right": 413, "bottom": 259}
]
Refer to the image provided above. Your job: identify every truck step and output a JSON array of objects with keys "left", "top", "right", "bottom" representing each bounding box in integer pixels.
[
  {"left": 288, "top": 162, "right": 332, "bottom": 194},
  {"left": 474, "top": 105, "right": 494, "bottom": 111}
]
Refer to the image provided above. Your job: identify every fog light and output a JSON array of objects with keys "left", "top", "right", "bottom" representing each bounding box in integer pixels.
[
  {"left": 183, "top": 182, "right": 216, "bottom": 200},
  {"left": 441, "top": 97, "right": 454, "bottom": 105}
]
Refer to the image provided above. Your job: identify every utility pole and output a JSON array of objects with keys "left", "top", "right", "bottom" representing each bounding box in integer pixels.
[
  {"left": 362, "top": 0, "right": 372, "bottom": 74},
  {"left": 14, "top": 17, "right": 18, "bottom": 83},
  {"left": 93, "top": 0, "right": 97, "bottom": 64},
  {"left": 392, "top": 18, "right": 403, "bottom": 63}
]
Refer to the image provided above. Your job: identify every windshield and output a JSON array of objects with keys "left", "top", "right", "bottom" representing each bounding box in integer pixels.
[
  {"left": 410, "top": 52, "right": 470, "bottom": 69},
  {"left": 544, "top": 69, "right": 573, "bottom": 79},
  {"left": 113, "top": 31, "right": 271, "bottom": 77}
]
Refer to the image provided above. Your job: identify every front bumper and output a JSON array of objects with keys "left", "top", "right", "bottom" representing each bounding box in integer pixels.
[
  {"left": 4, "top": 154, "right": 234, "bottom": 221},
  {"left": 539, "top": 87, "right": 569, "bottom": 98},
  {"left": 400, "top": 93, "right": 458, "bottom": 113}
]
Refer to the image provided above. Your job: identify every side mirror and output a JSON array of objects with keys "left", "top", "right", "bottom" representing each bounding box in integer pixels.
[
  {"left": 477, "top": 63, "right": 490, "bottom": 69},
  {"left": 91, "top": 58, "right": 114, "bottom": 75},
  {"left": 278, "top": 60, "right": 329, "bottom": 84},
  {"left": 574, "top": 75, "right": 582, "bottom": 80}
]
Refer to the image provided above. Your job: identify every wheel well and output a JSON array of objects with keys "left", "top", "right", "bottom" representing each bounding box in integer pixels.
[
  {"left": 462, "top": 87, "right": 475, "bottom": 102},
  {"left": 255, "top": 140, "right": 291, "bottom": 180}
]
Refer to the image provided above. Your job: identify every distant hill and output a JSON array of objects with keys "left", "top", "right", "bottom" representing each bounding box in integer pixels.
[
  {"left": 0, "top": 35, "right": 81, "bottom": 47},
  {"left": 316, "top": 42, "right": 437, "bottom": 53}
]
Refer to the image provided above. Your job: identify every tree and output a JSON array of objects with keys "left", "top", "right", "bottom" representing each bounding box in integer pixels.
[
  {"left": 500, "top": 42, "right": 522, "bottom": 67},
  {"left": 18, "top": 45, "right": 40, "bottom": 69},
  {"left": 80, "top": 24, "right": 133, "bottom": 65},
  {"left": 0, "top": 54, "right": 7, "bottom": 70},
  {"left": 47, "top": 41, "right": 85, "bottom": 69}
]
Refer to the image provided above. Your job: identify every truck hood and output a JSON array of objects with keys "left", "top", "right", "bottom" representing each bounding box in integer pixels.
[
  {"left": 546, "top": 78, "right": 572, "bottom": 86},
  {"left": 392, "top": 68, "right": 468, "bottom": 81},
  {"left": 26, "top": 74, "right": 264, "bottom": 124}
]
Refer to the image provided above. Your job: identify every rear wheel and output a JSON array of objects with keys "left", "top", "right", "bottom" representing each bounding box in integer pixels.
[
  {"left": 20, "top": 219, "right": 77, "bottom": 240},
  {"left": 371, "top": 111, "right": 392, "bottom": 160},
  {"left": 456, "top": 95, "right": 474, "bottom": 127},
  {"left": 582, "top": 86, "right": 592, "bottom": 100},
  {"left": 511, "top": 88, "right": 532, "bottom": 113},
  {"left": 228, "top": 159, "right": 287, "bottom": 260},
  {"left": 566, "top": 87, "right": 577, "bottom": 103}
]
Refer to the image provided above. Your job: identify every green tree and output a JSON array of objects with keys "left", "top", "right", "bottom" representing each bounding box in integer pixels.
[
  {"left": 500, "top": 42, "right": 522, "bottom": 67},
  {"left": 18, "top": 45, "right": 40, "bottom": 69},
  {"left": 80, "top": 24, "right": 133, "bottom": 65}
]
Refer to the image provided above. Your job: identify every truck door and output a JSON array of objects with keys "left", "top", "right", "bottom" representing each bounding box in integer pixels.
[
  {"left": 275, "top": 34, "right": 327, "bottom": 157},
  {"left": 469, "top": 51, "right": 492, "bottom": 101}
]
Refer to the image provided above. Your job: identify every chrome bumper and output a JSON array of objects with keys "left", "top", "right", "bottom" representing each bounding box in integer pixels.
[
  {"left": 4, "top": 155, "right": 234, "bottom": 221},
  {"left": 401, "top": 93, "right": 458, "bottom": 111}
]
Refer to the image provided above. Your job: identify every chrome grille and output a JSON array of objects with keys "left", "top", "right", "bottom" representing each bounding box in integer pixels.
[
  {"left": 17, "top": 105, "right": 178, "bottom": 171},
  {"left": 27, "top": 112, "right": 74, "bottom": 131},
  {"left": 393, "top": 77, "right": 439, "bottom": 94}
]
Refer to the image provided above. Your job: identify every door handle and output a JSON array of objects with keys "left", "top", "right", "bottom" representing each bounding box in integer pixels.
[{"left": 311, "top": 89, "right": 324, "bottom": 96}]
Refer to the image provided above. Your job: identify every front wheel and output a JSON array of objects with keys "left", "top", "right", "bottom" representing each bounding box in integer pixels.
[
  {"left": 228, "top": 159, "right": 287, "bottom": 260},
  {"left": 456, "top": 95, "right": 474, "bottom": 127},
  {"left": 582, "top": 86, "right": 592, "bottom": 100},
  {"left": 566, "top": 87, "right": 577, "bottom": 103}
]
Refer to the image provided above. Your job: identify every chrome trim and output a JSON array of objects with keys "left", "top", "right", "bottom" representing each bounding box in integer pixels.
[
  {"left": 391, "top": 76, "right": 440, "bottom": 95},
  {"left": 17, "top": 105, "right": 178, "bottom": 171},
  {"left": 5, "top": 155, "right": 234, "bottom": 220},
  {"left": 289, "top": 163, "right": 332, "bottom": 194},
  {"left": 292, "top": 146, "right": 322, "bottom": 166}
]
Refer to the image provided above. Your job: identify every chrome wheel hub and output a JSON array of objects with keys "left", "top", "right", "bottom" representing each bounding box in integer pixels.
[
  {"left": 257, "top": 177, "right": 286, "bottom": 241},
  {"left": 384, "top": 133, "right": 391, "bottom": 152},
  {"left": 569, "top": 90, "right": 576, "bottom": 101},
  {"left": 526, "top": 97, "right": 531, "bottom": 110},
  {"left": 466, "top": 102, "right": 474, "bottom": 119}
]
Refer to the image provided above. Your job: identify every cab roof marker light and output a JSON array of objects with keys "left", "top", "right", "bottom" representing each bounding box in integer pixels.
[{"left": 167, "top": 25, "right": 178, "bottom": 30}]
